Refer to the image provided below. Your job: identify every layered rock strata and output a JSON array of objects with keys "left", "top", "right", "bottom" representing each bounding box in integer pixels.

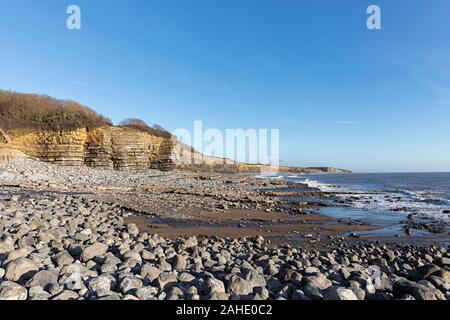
[{"left": 6, "top": 127, "right": 176, "bottom": 171}]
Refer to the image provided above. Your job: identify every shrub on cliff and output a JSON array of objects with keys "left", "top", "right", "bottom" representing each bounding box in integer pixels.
[
  {"left": 0, "top": 90, "right": 112, "bottom": 132},
  {"left": 119, "top": 118, "right": 171, "bottom": 138},
  {"left": 119, "top": 118, "right": 150, "bottom": 130}
]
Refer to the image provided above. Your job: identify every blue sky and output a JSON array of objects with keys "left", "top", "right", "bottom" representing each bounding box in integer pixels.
[{"left": 1, "top": 0, "right": 450, "bottom": 172}]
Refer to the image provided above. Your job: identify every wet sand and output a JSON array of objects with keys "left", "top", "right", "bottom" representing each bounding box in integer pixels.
[{"left": 124, "top": 208, "right": 378, "bottom": 248}]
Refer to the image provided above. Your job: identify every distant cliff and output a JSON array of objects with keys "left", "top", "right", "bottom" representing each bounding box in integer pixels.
[{"left": 231, "top": 164, "right": 351, "bottom": 174}]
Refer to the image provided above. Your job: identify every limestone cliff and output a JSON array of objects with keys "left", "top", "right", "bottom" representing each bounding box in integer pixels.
[
  {"left": 1, "top": 124, "right": 235, "bottom": 171},
  {"left": 5, "top": 127, "right": 176, "bottom": 171}
]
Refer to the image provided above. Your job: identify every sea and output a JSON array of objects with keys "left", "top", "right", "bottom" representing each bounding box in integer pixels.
[
  {"left": 262, "top": 172, "right": 450, "bottom": 237},
  {"left": 286, "top": 173, "right": 450, "bottom": 220}
]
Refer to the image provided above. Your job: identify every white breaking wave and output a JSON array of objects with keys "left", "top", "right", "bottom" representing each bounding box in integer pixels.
[
  {"left": 297, "top": 178, "right": 347, "bottom": 192},
  {"left": 400, "top": 189, "right": 450, "bottom": 205},
  {"left": 348, "top": 192, "right": 450, "bottom": 223},
  {"left": 288, "top": 177, "right": 450, "bottom": 223}
]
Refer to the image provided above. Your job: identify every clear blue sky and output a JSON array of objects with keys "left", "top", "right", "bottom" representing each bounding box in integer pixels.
[{"left": 1, "top": 0, "right": 449, "bottom": 172}]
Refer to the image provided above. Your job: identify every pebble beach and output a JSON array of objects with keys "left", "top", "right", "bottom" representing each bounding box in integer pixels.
[{"left": 0, "top": 159, "right": 449, "bottom": 300}]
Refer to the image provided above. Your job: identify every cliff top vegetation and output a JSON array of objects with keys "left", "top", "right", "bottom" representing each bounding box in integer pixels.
[
  {"left": 0, "top": 90, "right": 112, "bottom": 132},
  {"left": 0, "top": 91, "right": 170, "bottom": 138}
]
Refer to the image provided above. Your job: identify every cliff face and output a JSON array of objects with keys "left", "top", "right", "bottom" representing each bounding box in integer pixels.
[
  {"left": 1, "top": 126, "right": 237, "bottom": 171},
  {"left": 0, "top": 129, "right": 25, "bottom": 163},
  {"left": 1, "top": 127, "right": 350, "bottom": 174},
  {"left": 7, "top": 127, "right": 176, "bottom": 171}
]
